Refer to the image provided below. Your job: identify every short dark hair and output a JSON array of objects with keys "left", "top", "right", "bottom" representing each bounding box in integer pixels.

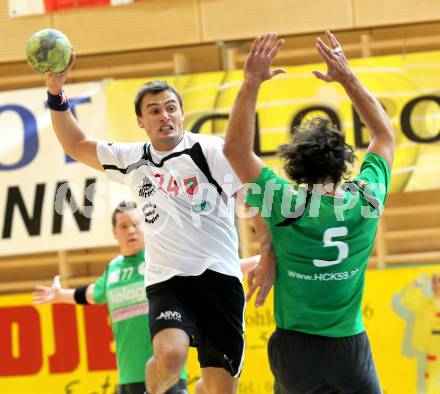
[
  {"left": 279, "top": 117, "right": 355, "bottom": 187},
  {"left": 134, "top": 80, "right": 183, "bottom": 116},
  {"left": 112, "top": 200, "right": 137, "bottom": 227}
]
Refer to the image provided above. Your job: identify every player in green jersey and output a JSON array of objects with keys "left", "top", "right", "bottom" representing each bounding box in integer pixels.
[
  {"left": 224, "top": 31, "right": 395, "bottom": 393},
  {"left": 33, "top": 201, "right": 188, "bottom": 394}
]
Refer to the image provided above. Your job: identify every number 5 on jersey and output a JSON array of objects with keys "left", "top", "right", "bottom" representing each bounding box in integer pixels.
[{"left": 313, "top": 227, "right": 349, "bottom": 268}]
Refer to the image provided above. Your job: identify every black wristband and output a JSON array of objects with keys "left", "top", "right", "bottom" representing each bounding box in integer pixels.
[
  {"left": 47, "top": 90, "right": 69, "bottom": 111},
  {"left": 73, "top": 285, "right": 90, "bottom": 305}
]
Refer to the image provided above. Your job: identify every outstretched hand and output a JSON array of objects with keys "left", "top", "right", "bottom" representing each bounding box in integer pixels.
[
  {"left": 313, "top": 31, "right": 352, "bottom": 84},
  {"left": 246, "top": 253, "right": 276, "bottom": 307},
  {"left": 32, "top": 275, "right": 63, "bottom": 304},
  {"left": 46, "top": 52, "right": 76, "bottom": 95},
  {"left": 244, "top": 32, "right": 286, "bottom": 85}
]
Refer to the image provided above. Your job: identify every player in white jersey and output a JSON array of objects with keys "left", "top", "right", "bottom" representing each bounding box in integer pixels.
[
  {"left": 98, "top": 131, "right": 243, "bottom": 286},
  {"left": 44, "top": 61, "right": 274, "bottom": 394}
]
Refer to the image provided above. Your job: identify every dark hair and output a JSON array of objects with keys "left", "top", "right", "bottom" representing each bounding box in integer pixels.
[
  {"left": 279, "top": 117, "right": 355, "bottom": 187},
  {"left": 134, "top": 80, "right": 183, "bottom": 116},
  {"left": 112, "top": 200, "right": 137, "bottom": 227}
]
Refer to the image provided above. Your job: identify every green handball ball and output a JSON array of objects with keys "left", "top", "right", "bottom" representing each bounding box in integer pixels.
[{"left": 26, "top": 28, "right": 73, "bottom": 74}]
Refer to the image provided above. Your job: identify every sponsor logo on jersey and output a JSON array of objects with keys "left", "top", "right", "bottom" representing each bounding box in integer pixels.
[
  {"left": 107, "top": 283, "right": 146, "bottom": 309},
  {"left": 156, "top": 310, "right": 182, "bottom": 321},
  {"left": 112, "top": 303, "right": 149, "bottom": 322},
  {"left": 142, "top": 202, "right": 159, "bottom": 224},
  {"left": 138, "top": 176, "right": 155, "bottom": 198},
  {"left": 183, "top": 175, "right": 199, "bottom": 196},
  {"left": 191, "top": 200, "right": 211, "bottom": 213}
]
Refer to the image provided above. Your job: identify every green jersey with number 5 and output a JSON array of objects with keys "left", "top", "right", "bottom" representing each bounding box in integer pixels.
[{"left": 246, "top": 152, "right": 390, "bottom": 337}]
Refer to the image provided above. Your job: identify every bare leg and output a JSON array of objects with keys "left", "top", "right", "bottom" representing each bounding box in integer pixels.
[
  {"left": 146, "top": 328, "right": 189, "bottom": 394},
  {"left": 199, "top": 367, "right": 238, "bottom": 394}
]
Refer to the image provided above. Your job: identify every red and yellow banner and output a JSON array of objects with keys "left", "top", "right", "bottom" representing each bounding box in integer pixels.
[
  {"left": 0, "top": 296, "right": 118, "bottom": 392},
  {"left": 2, "top": 265, "right": 440, "bottom": 393}
]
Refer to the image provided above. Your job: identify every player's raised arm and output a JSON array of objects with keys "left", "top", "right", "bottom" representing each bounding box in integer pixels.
[
  {"left": 46, "top": 54, "right": 103, "bottom": 172},
  {"left": 224, "top": 33, "right": 285, "bottom": 183},
  {"left": 313, "top": 31, "right": 395, "bottom": 168}
]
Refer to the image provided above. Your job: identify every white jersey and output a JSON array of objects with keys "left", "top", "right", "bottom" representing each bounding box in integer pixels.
[{"left": 97, "top": 132, "right": 242, "bottom": 286}]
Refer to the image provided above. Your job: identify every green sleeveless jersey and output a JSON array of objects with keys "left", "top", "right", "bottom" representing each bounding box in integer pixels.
[
  {"left": 93, "top": 251, "right": 187, "bottom": 384},
  {"left": 246, "top": 152, "right": 390, "bottom": 337}
]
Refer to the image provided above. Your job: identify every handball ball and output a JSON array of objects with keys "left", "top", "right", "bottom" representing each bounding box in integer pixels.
[{"left": 26, "top": 28, "right": 73, "bottom": 74}]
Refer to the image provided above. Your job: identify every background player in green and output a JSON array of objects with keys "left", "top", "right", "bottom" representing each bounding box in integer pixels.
[
  {"left": 33, "top": 201, "right": 188, "bottom": 394},
  {"left": 224, "top": 31, "right": 395, "bottom": 393}
]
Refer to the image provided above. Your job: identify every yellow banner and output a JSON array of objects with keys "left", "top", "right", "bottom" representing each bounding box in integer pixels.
[
  {"left": 2, "top": 266, "right": 440, "bottom": 393},
  {"left": 364, "top": 266, "right": 440, "bottom": 394},
  {"left": 106, "top": 51, "right": 440, "bottom": 194}
]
